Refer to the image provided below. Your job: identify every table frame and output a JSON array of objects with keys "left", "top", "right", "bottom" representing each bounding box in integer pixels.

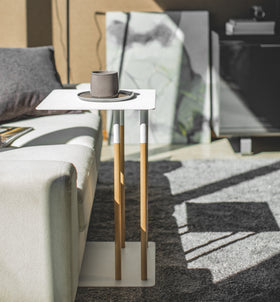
[
  {"left": 37, "top": 88, "right": 155, "bottom": 284},
  {"left": 113, "top": 110, "right": 149, "bottom": 281}
]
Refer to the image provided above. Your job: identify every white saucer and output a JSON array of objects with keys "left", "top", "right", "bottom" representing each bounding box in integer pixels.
[{"left": 78, "top": 90, "right": 134, "bottom": 102}]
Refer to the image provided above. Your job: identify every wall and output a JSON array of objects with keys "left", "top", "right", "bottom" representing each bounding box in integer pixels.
[
  {"left": 67, "top": 0, "right": 276, "bottom": 84},
  {"left": 26, "top": 0, "right": 52, "bottom": 47},
  {"left": 0, "top": 0, "right": 275, "bottom": 140},
  {"left": 0, "top": 0, "right": 276, "bottom": 83},
  {"left": 0, "top": 0, "right": 27, "bottom": 47},
  {"left": 52, "top": 0, "right": 68, "bottom": 83}
]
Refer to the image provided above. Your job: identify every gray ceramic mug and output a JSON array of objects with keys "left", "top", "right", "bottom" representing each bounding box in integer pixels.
[{"left": 90, "top": 71, "right": 119, "bottom": 98}]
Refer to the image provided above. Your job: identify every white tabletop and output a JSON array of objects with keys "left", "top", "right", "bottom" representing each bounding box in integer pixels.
[{"left": 37, "top": 89, "right": 156, "bottom": 111}]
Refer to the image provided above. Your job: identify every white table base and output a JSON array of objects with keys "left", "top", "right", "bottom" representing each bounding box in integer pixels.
[{"left": 79, "top": 242, "right": 156, "bottom": 287}]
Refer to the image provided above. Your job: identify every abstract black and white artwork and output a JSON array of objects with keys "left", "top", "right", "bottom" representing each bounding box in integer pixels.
[{"left": 106, "top": 11, "right": 210, "bottom": 144}]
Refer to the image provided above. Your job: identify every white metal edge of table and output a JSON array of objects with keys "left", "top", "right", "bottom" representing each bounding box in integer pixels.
[
  {"left": 36, "top": 89, "right": 155, "bottom": 111},
  {"left": 37, "top": 89, "right": 156, "bottom": 283}
]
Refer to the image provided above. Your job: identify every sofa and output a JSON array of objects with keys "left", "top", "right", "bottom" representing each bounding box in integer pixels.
[{"left": 0, "top": 47, "right": 103, "bottom": 301}]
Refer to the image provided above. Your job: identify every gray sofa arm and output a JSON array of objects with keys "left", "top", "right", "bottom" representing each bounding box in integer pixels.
[{"left": 0, "top": 160, "right": 79, "bottom": 302}]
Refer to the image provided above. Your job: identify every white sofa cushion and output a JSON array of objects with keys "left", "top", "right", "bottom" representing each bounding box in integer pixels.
[
  {"left": 0, "top": 160, "right": 79, "bottom": 302},
  {"left": 3, "top": 111, "right": 101, "bottom": 150},
  {"left": 0, "top": 144, "right": 97, "bottom": 233}
]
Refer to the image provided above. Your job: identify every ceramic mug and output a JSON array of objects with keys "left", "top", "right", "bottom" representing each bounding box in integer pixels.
[{"left": 90, "top": 70, "right": 119, "bottom": 98}]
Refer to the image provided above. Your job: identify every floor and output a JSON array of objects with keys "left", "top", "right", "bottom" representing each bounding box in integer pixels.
[
  {"left": 78, "top": 137, "right": 280, "bottom": 301},
  {"left": 101, "top": 137, "right": 280, "bottom": 162}
]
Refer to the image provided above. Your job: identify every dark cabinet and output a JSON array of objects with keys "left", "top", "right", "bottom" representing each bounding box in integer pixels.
[{"left": 211, "top": 31, "right": 280, "bottom": 138}]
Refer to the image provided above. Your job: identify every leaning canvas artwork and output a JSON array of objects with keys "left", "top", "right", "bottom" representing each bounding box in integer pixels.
[{"left": 106, "top": 11, "right": 210, "bottom": 144}]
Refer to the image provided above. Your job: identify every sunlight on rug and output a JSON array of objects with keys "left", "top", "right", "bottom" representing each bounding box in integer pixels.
[{"left": 170, "top": 159, "right": 280, "bottom": 284}]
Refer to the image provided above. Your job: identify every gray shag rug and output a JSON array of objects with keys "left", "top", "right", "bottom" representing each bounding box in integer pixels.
[{"left": 75, "top": 159, "right": 280, "bottom": 302}]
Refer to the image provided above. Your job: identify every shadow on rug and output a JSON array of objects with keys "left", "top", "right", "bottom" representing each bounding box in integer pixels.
[{"left": 76, "top": 159, "right": 280, "bottom": 302}]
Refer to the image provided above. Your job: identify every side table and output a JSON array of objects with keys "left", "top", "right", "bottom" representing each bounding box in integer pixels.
[{"left": 37, "top": 88, "right": 156, "bottom": 287}]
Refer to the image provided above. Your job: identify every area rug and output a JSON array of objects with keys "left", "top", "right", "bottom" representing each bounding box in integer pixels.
[{"left": 75, "top": 159, "right": 280, "bottom": 302}]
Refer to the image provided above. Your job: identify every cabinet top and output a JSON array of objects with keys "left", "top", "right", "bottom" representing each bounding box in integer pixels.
[{"left": 213, "top": 30, "right": 280, "bottom": 44}]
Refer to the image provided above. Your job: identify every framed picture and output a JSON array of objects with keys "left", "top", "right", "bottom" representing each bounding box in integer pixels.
[{"left": 106, "top": 11, "right": 210, "bottom": 144}]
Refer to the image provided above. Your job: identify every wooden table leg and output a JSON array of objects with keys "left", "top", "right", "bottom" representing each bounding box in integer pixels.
[
  {"left": 120, "top": 111, "right": 125, "bottom": 248},
  {"left": 113, "top": 110, "right": 121, "bottom": 280},
  {"left": 140, "top": 110, "right": 148, "bottom": 280}
]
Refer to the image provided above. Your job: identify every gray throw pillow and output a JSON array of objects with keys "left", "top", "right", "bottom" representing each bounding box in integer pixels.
[{"left": 0, "top": 46, "right": 72, "bottom": 123}]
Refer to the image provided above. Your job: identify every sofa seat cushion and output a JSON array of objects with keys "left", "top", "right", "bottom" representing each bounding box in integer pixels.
[
  {"left": 2, "top": 111, "right": 101, "bottom": 151},
  {"left": 0, "top": 144, "right": 98, "bottom": 232}
]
